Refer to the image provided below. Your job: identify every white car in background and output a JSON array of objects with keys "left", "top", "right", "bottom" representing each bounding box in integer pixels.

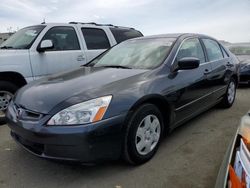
[{"left": 0, "top": 22, "right": 143, "bottom": 124}]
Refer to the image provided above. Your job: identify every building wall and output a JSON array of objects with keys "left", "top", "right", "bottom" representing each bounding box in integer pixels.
[{"left": 0, "top": 33, "right": 13, "bottom": 44}]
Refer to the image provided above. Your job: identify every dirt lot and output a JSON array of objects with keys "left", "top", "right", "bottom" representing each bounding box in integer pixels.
[{"left": 0, "top": 87, "right": 250, "bottom": 188}]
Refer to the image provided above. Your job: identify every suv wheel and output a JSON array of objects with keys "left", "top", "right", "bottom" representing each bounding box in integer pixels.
[
  {"left": 123, "top": 104, "right": 164, "bottom": 165},
  {"left": 0, "top": 81, "right": 18, "bottom": 125},
  {"left": 220, "top": 78, "right": 236, "bottom": 108}
]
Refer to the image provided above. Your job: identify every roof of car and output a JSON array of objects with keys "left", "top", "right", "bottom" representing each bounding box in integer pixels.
[
  {"left": 140, "top": 33, "right": 214, "bottom": 39},
  {"left": 37, "top": 22, "right": 137, "bottom": 30}
]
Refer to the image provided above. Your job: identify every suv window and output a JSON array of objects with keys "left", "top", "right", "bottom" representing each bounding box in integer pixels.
[
  {"left": 42, "top": 26, "right": 80, "bottom": 51},
  {"left": 176, "top": 38, "right": 205, "bottom": 63},
  {"left": 81, "top": 28, "right": 110, "bottom": 50},
  {"left": 202, "top": 39, "right": 223, "bottom": 61},
  {"left": 110, "top": 28, "right": 143, "bottom": 43}
]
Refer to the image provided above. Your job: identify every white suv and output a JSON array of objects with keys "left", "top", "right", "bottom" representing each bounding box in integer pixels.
[{"left": 0, "top": 22, "right": 143, "bottom": 124}]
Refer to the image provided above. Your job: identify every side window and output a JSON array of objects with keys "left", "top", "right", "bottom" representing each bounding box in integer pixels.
[
  {"left": 176, "top": 38, "right": 205, "bottom": 63},
  {"left": 42, "top": 26, "right": 80, "bottom": 51},
  {"left": 81, "top": 28, "right": 110, "bottom": 50},
  {"left": 202, "top": 39, "right": 223, "bottom": 61},
  {"left": 110, "top": 28, "right": 143, "bottom": 43},
  {"left": 221, "top": 46, "right": 229, "bottom": 58}
]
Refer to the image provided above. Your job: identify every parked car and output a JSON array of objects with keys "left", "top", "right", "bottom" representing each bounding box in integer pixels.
[
  {"left": 215, "top": 111, "right": 250, "bottom": 188},
  {"left": 6, "top": 33, "right": 239, "bottom": 165},
  {"left": 0, "top": 22, "right": 143, "bottom": 125},
  {"left": 228, "top": 44, "right": 250, "bottom": 84}
]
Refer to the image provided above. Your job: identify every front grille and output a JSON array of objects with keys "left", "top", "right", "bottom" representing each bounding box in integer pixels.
[{"left": 13, "top": 104, "right": 43, "bottom": 121}]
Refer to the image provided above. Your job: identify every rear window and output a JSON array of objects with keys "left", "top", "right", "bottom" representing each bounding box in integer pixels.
[
  {"left": 81, "top": 28, "right": 111, "bottom": 50},
  {"left": 110, "top": 28, "right": 143, "bottom": 43}
]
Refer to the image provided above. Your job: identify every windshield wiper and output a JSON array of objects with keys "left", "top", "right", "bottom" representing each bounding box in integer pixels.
[
  {"left": 101, "top": 65, "right": 132, "bottom": 69},
  {"left": 0, "top": 46, "right": 13, "bottom": 49}
]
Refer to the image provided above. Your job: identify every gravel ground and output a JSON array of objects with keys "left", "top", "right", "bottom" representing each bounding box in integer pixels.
[{"left": 0, "top": 87, "right": 250, "bottom": 188}]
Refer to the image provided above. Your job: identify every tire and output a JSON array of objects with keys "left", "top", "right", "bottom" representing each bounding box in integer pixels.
[
  {"left": 219, "top": 78, "right": 236, "bottom": 108},
  {"left": 0, "top": 81, "right": 19, "bottom": 125},
  {"left": 123, "top": 104, "right": 164, "bottom": 165}
]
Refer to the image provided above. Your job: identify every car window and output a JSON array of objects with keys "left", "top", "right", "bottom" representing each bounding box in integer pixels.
[
  {"left": 81, "top": 28, "right": 110, "bottom": 50},
  {"left": 42, "top": 26, "right": 80, "bottom": 51},
  {"left": 110, "top": 28, "right": 143, "bottom": 43},
  {"left": 202, "top": 39, "right": 223, "bottom": 61},
  {"left": 221, "top": 46, "right": 229, "bottom": 58},
  {"left": 91, "top": 38, "right": 176, "bottom": 69},
  {"left": 176, "top": 38, "right": 205, "bottom": 64}
]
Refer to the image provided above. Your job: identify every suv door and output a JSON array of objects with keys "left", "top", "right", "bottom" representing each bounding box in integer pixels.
[
  {"left": 30, "top": 26, "right": 86, "bottom": 79},
  {"left": 170, "top": 38, "right": 214, "bottom": 126},
  {"left": 201, "top": 38, "right": 231, "bottom": 100},
  {"left": 81, "top": 28, "right": 111, "bottom": 62}
]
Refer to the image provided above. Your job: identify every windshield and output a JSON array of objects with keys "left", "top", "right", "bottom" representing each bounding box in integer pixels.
[
  {"left": 229, "top": 45, "right": 250, "bottom": 55},
  {"left": 91, "top": 38, "right": 176, "bottom": 69},
  {"left": 0, "top": 25, "right": 45, "bottom": 49}
]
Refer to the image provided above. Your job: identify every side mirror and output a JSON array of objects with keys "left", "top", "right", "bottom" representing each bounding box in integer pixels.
[
  {"left": 177, "top": 57, "right": 200, "bottom": 70},
  {"left": 37, "top": 40, "right": 53, "bottom": 52}
]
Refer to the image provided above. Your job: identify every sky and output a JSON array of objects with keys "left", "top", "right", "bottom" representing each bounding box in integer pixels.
[{"left": 0, "top": 0, "right": 250, "bottom": 43}]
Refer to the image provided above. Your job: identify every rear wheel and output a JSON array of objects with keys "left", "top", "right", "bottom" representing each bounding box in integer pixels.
[
  {"left": 220, "top": 78, "right": 236, "bottom": 108},
  {"left": 0, "top": 81, "right": 18, "bottom": 125},
  {"left": 123, "top": 104, "right": 164, "bottom": 165}
]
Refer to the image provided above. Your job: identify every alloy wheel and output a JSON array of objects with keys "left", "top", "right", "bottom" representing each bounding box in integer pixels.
[
  {"left": 0, "top": 91, "right": 13, "bottom": 118},
  {"left": 227, "top": 81, "right": 236, "bottom": 104}
]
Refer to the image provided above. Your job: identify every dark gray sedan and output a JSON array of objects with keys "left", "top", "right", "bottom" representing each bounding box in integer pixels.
[{"left": 6, "top": 33, "right": 239, "bottom": 165}]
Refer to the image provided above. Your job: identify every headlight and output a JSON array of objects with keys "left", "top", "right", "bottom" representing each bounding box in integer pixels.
[{"left": 47, "top": 96, "right": 112, "bottom": 125}]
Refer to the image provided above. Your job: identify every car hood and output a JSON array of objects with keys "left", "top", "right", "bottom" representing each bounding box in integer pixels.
[
  {"left": 0, "top": 49, "right": 27, "bottom": 57},
  {"left": 237, "top": 55, "right": 250, "bottom": 64},
  {"left": 0, "top": 49, "right": 31, "bottom": 72},
  {"left": 14, "top": 66, "right": 148, "bottom": 114}
]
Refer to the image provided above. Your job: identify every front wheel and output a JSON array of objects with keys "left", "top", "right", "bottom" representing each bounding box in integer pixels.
[
  {"left": 0, "top": 81, "right": 18, "bottom": 125},
  {"left": 123, "top": 104, "right": 164, "bottom": 165},
  {"left": 220, "top": 78, "right": 236, "bottom": 108}
]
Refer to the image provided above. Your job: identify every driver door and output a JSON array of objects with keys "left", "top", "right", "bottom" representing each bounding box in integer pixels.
[{"left": 29, "top": 26, "right": 86, "bottom": 80}]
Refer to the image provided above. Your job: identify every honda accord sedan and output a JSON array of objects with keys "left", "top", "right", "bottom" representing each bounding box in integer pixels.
[{"left": 6, "top": 33, "right": 239, "bottom": 165}]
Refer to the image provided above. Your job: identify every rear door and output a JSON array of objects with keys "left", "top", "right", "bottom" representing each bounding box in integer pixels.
[
  {"left": 170, "top": 37, "right": 214, "bottom": 125},
  {"left": 81, "top": 28, "right": 111, "bottom": 62},
  {"left": 30, "top": 26, "right": 86, "bottom": 79},
  {"left": 201, "top": 38, "right": 231, "bottom": 100}
]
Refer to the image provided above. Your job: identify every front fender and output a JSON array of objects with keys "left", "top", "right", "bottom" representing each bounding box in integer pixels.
[{"left": 0, "top": 49, "right": 33, "bottom": 79}]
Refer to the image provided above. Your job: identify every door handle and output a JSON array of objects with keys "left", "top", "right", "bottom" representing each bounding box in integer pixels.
[
  {"left": 77, "top": 55, "right": 85, "bottom": 61},
  {"left": 204, "top": 69, "right": 212, "bottom": 75}
]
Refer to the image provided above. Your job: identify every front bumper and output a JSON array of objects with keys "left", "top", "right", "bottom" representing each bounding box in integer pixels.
[{"left": 6, "top": 107, "right": 127, "bottom": 163}]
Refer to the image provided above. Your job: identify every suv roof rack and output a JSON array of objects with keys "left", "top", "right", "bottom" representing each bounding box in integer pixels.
[
  {"left": 68, "top": 22, "right": 135, "bottom": 30},
  {"left": 69, "top": 22, "right": 113, "bottom": 26}
]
